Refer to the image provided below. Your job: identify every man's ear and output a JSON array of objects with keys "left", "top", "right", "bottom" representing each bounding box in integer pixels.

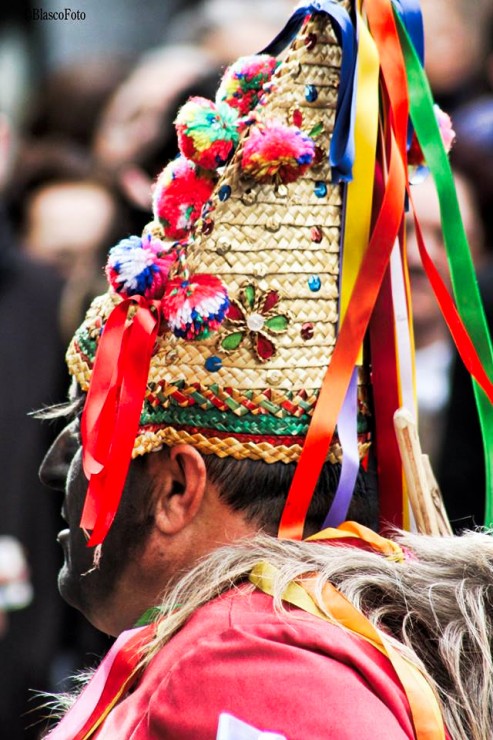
[{"left": 150, "top": 445, "right": 208, "bottom": 536}]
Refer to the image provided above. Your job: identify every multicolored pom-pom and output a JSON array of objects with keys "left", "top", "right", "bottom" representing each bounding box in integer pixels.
[
  {"left": 152, "top": 157, "right": 215, "bottom": 240},
  {"left": 105, "top": 234, "right": 176, "bottom": 300},
  {"left": 408, "top": 104, "right": 456, "bottom": 166},
  {"left": 162, "top": 274, "right": 229, "bottom": 340},
  {"left": 216, "top": 55, "right": 280, "bottom": 117},
  {"left": 175, "top": 97, "right": 240, "bottom": 171},
  {"left": 241, "top": 121, "right": 316, "bottom": 183}
]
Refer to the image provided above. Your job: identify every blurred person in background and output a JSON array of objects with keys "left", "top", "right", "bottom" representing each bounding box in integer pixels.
[
  {"left": 437, "top": 99, "right": 493, "bottom": 529},
  {"left": 92, "top": 44, "right": 219, "bottom": 234},
  {"left": 420, "top": 0, "right": 493, "bottom": 112},
  {"left": 0, "top": 113, "right": 67, "bottom": 739},
  {"left": 6, "top": 140, "right": 125, "bottom": 341},
  {"left": 407, "top": 170, "right": 487, "bottom": 483},
  {"left": 91, "top": 0, "right": 297, "bottom": 232}
]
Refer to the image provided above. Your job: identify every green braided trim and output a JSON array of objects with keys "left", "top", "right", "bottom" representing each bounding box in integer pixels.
[
  {"left": 76, "top": 328, "right": 97, "bottom": 361},
  {"left": 140, "top": 402, "right": 311, "bottom": 436},
  {"left": 141, "top": 402, "right": 371, "bottom": 436}
]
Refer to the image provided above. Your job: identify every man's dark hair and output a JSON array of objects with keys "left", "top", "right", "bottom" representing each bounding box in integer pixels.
[{"left": 203, "top": 454, "right": 379, "bottom": 537}]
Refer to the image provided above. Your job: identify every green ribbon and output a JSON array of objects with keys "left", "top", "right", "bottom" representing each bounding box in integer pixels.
[{"left": 394, "top": 10, "right": 493, "bottom": 524}]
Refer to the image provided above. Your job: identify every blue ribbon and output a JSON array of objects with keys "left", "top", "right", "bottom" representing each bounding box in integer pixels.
[
  {"left": 261, "top": 1, "right": 357, "bottom": 182},
  {"left": 392, "top": 0, "right": 425, "bottom": 149},
  {"left": 391, "top": 0, "right": 424, "bottom": 66}
]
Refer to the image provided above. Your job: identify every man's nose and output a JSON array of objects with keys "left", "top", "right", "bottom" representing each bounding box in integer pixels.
[{"left": 39, "top": 422, "right": 80, "bottom": 492}]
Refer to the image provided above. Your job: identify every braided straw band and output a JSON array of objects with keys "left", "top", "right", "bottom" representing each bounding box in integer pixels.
[{"left": 67, "top": 291, "right": 372, "bottom": 464}]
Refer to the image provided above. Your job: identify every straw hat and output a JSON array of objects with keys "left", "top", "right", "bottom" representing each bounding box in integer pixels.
[{"left": 67, "top": 5, "right": 371, "bottom": 470}]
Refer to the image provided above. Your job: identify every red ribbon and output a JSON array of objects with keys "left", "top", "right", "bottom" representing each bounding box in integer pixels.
[
  {"left": 81, "top": 296, "right": 160, "bottom": 547},
  {"left": 407, "top": 188, "right": 493, "bottom": 404}
]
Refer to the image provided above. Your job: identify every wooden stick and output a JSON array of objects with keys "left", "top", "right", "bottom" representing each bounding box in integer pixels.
[{"left": 393, "top": 408, "right": 452, "bottom": 536}]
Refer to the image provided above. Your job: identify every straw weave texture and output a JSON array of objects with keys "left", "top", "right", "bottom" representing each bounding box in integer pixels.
[{"left": 67, "top": 5, "right": 371, "bottom": 463}]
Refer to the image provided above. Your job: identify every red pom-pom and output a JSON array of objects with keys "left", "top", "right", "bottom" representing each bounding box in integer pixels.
[
  {"left": 241, "top": 121, "right": 316, "bottom": 183},
  {"left": 175, "top": 97, "right": 240, "bottom": 171},
  {"left": 152, "top": 157, "right": 215, "bottom": 240}
]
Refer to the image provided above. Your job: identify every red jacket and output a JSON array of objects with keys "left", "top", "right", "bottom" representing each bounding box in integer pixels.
[{"left": 94, "top": 585, "right": 420, "bottom": 739}]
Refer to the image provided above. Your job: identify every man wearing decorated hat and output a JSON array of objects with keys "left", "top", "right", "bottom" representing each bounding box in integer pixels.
[{"left": 40, "top": 1, "right": 493, "bottom": 738}]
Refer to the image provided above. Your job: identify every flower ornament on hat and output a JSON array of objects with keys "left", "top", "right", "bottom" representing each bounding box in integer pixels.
[{"left": 67, "top": 0, "right": 493, "bottom": 549}]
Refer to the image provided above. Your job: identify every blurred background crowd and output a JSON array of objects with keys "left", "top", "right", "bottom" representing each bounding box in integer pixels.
[{"left": 0, "top": 0, "right": 492, "bottom": 736}]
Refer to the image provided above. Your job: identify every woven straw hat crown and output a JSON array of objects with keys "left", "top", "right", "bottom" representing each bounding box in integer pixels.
[{"left": 68, "top": 2, "right": 372, "bottom": 469}]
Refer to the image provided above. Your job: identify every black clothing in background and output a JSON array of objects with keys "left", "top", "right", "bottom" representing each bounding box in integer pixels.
[
  {"left": 0, "top": 208, "right": 67, "bottom": 739},
  {"left": 438, "top": 264, "right": 493, "bottom": 531}
]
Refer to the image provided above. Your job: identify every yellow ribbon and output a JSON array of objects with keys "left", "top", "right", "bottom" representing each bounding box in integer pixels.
[
  {"left": 250, "top": 559, "right": 445, "bottom": 740},
  {"left": 339, "top": 6, "right": 380, "bottom": 364}
]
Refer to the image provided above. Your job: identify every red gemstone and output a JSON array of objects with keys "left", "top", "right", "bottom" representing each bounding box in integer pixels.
[
  {"left": 202, "top": 218, "right": 214, "bottom": 236},
  {"left": 301, "top": 322, "right": 314, "bottom": 340},
  {"left": 262, "top": 290, "right": 280, "bottom": 314},
  {"left": 227, "top": 301, "right": 245, "bottom": 322},
  {"left": 310, "top": 227, "right": 323, "bottom": 243},
  {"left": 256, "top": 333, "right": 276, "bottom": 361},
  {"left": 305, "top": 33, "right": 318, "bottom": 50},
  {"left": 292, "top": 109, "right": 303, "bottom": 128},
  {"left": 314, "top": 146, "right": 325, "bottom": 165}
]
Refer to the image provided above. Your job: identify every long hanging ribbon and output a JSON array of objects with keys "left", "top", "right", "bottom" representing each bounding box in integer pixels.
[
  {"left": 250, "top": 557, "right": 446, "bottom": 739},
  {"left": 370, "top": 263, "right": 407, "bottom": 527},
  {"left": 391, "top": 0, "right": 424, "bottom": 65},
  {"left": 81, "top": 297, "right": 160, "bottom": 546},
  {"left": 46, "top": 623, "right": 155, "bottom": 740},
  {"left": 339, "top": 5, "right": 380, "bottom": 343},
  {"left": 394, "top": 9, "right": 493, "bottom": 524},
  {"left": 262, "top": 1, "right": 357, "bottom": 181},
  {"left": 279, "top": 0, "right": 409, "bottom": 540},
  {"left": 322, "top": 368, "right": 359, "bottom": 527},
  {"left": 279, "top": 128, "right": 406, "bottom": 540},
  {"left": 391, "top": 233, "right": 417, "bottom": 417},
  {"left": 324, "top": 7, "right": 380, "bottom": 527}
]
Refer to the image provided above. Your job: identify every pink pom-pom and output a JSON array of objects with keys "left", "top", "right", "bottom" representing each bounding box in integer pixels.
[
  {"left": 175, "top": 97, "right": 240, "bottom": 171},
  {"left": 408, "top": 104, "right": 455, "bottom": 166},
  {"left": 105, "top": 234, "right": 176, "bottom": 300},
  {"left": 435, "top": 105, "right": 455, "bottom": 153},
  {"left": 152, "top": 157, "right": 215, "bottom": 240},
  {"left": 241, "top": 121, "right": 316, "bottom": 183},
  {"left": 162, "top": 274, "right": 229, "bottom": 340},
  {"left": 216, "top": 55, "right": 280, "bottom": 117}
]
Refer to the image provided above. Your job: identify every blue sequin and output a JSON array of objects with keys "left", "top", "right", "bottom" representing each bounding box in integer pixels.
[
  {"left": 314, "top": 181, "right": 327, "bottom": 198},
  {"left": 308, "top": 275, "right": 322, "bottom": 292},
  {"left": 305, "top": 84, "right": 318, "bottom": 102},
  {"left": 218, "top": 185, "right": 232, "bottom": 202},
  {"left": 205, "top": 355, "right": 223, "bottom": 372}
]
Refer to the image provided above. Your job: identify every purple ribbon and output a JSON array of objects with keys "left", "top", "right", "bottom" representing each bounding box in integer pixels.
[{"left": 322, "top": 367, "right": 360, "bottom": 528}]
